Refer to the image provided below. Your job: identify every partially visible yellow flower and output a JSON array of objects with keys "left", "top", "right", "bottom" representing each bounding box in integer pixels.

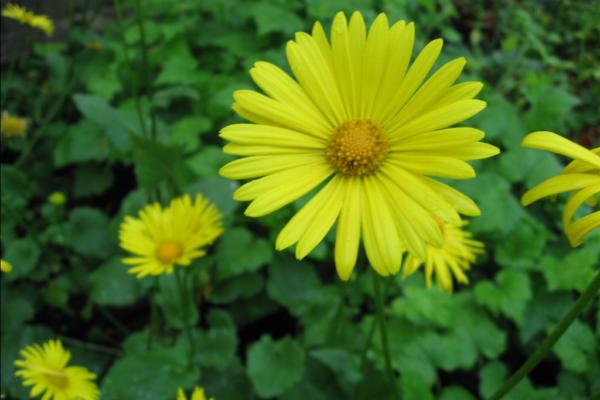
[
  {"left": 1, "top": 111, "right": 28, "bottom": 137},
  {"left": 521, "top": 131, "right": 600, "bottom": 246},
  {"left": 1, "top": 259, "right": 13, "bottom": 273},
  {"left": 120, "top": 194, "right": 224, "bottom": 278},
  {"left": 48, "top": 192, "right": 66, "bottom": 206},
  {"left": 402, "top": 220, "right": 484, "bottom": 292},
  {"left": 14, "top": 339, "right": 99, "bottom": 400},
  {"left": 88, "top": 41, "right": 103, "bottom": 51},
  {"left": 2, "top": 3, "right": 54, "bottom": 36},
  {"left": 177, "top": 386, "right": 215, "bottom": 400}
]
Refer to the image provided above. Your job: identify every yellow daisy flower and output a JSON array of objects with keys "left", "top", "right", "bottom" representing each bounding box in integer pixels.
[
  {"left": 14, "top": 339, "right": 99, "bottom": 400},
  {"left": 120, "top": 194, "right": 223, "bottom": 278},
  {"left": 1, "top": 259, "right": 13, "bottom": 273},
  {"left": 521, "top": 131, "right": 600, "bottom": 246},
  {"left": 177, "top": 386, "right": 215, "bottom": 400},
  {"left": 1, "top": 3, "right": 54, "bottom": 36},
  {"left": 219, "top": 11, "right": 499, "bottom": 280},
  {"left": 402, "top": 220, "right": 484, "bottom": 292},
  {"left": 1, "top": 111, "right": 28, "bottom": 137}
]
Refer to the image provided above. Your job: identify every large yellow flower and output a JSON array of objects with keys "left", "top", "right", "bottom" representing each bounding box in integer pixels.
[
  {"left": 1, "top": 110, "right": 28, "bottom": 137},
  {"left": 219, "top": 12, "right": 498, "bottom": 280},
  {"left": 14, "top": 339, "right": 99, "bottom": 400},
  {"left": 521, "top": 131, "right": 600, "bottom": 246},
  {"left": 402, "top": 220, "right": 484, "bottom": 292},
  {"left": 177, "top": 386, "right": 215, "bottom": 400},
  {"left": 119, "top": 194, "right": 223, "bottom": 278},
  {"left": 2, "top": 3, "right": 54, "bottom": 36}
]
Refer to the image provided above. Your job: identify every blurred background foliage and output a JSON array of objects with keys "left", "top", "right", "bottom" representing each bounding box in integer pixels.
[{"left": 1, "top": 0, "right": 599, "bottom": 399}]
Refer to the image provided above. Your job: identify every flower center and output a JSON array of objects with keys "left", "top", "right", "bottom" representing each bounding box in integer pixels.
[
  {"left": 326, "top": 120, "right": 387, "bottom": 176},
  {"left": 155, "top": 240, "right": 183, "bottom": 264},
  {"left": 43, "top": 369, "right": 69, "bottom": 389}
]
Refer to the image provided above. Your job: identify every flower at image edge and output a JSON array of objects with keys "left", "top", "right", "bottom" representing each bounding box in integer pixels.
[
  {"left": 402, "top": 220, "right": 484, "bottom": 292},
  {"left": 521, "top": 131, "right": 600, "bottom": 246},
  {"left": 2, "top": 3, "right": 54, "bottom": 36},
  {"left": 1, "top": 111, "right": 28, "bottom": 137},
  {"left": 119, "top": 194, "right": 223, "bottom": 278},
  {"left": 14, "top": 339, "right": 99, "bottom": 400},
  {"left": 177, "top": 386, "right": 215, "bottom": 400},
  {"left": 219, "top": 11, "right": 499, "bottom": 281},
  {"left": 1, "top": 259, "right": 13, "bottom": 273}
]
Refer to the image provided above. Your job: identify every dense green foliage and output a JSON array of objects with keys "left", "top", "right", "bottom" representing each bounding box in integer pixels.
[{"left": 1, "top": 0, "right": 599, "bottom": 399}]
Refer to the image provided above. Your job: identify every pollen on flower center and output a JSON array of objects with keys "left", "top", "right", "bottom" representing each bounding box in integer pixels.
[
  {"left": 43, "top": 369, "right": 69, "bottom": 389},
  {"left": 326, "top": 120, "right": 387, "bottom": 176},
  {"left": 155, "top": 240, "right": 183, "bottom": 264}
]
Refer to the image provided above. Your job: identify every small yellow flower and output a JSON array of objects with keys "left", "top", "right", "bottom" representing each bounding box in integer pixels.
[
  {"left": 88, "top": 41, "right": 103, "bottom": 51},
  {"left": 2, "top": 3, "right": 54, "bottom": 36},
  {"left": 1, "top": 111, "right": 28, "bottom": 137},
  {"left": 120, "top": 194, "right": 224, "bottom": 278},
  {"left": 48, "top": 192, "right": 67, "bottom": 206},
  {"left": 177, "top": 386, "right": 215, "bottom": 400},
  {"left": 521, "top": 131, "right": 600, "bottom": 246},
  {"left": 402, "top": 220, "right": 484, "bottom": 292},
  {"left": 14, "top": 339, "right": 99, "bottom": 400},
  {"left": 1, "top": 259, "right": 13, "bottom": 273}
]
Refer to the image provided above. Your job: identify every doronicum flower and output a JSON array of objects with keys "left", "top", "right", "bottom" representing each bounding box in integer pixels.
[
  {"left": 14, "top": 339, "right": 99, "bottom": 400},
  {"left": 119, "top": 194, "right": 223, "bottom": 278},
  {"left": 219, "top": 11, "right": 499, "bottom": 280},
  {"left": 402, "top": 220, "right": 484, "bottom": 292},
  {"left": 177, "top": 386, "right": 215, "bottom": 400},
  {"left": 2, "top": 3, "right": 54, "bottom": 36},
  {"left": 1, "top": 259, "right": 13, "bottom": 273},
  {"left": 48, "top": 192, "right": 67, "bottom": 206},
  {"left": 1, "top": 111, "right": 28, "bottom": 137},
  {"left": 521, "top": 131, "right": 600, "bottom": 246}
]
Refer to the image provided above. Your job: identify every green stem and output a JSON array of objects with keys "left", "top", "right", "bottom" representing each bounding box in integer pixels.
[
  {"left": 489, "top": 269, "right": 600, "bottom": 400},
  {"left": 133, "top": 0, "right": 156, "bottom": 138},
  {"left": 175, "top": 268, "right": 195, "bottom": 365},
  {"left": 372, "top": 271, "right": 399, "bottom": 399}
]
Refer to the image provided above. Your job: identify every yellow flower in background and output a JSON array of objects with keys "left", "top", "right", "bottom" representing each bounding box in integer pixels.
[
  {"left": 219, "top": 11, "right": 498, "bottom": 280},
  {"left": 521, "top": 131, "right": 600, "bottom": 246},
  {"left": 1, "top": 111, "right": 28, "bottom": 137},
  {"left": 177, "top": 386, "right": 215, "bottom": 400},
  {"left": 14, "top": 339, "right": 99, "bottom": 400},
  {"left": 2, "top": 3, "right": 54, "bottom": 36},
  {"left": 1, "top": 259, "right": 13, "bottom": 273},
  {"left": 120, "top": 194, "right": 223, "bottom": 278},
  {"left": 88, "top": 41, "right": 104, "bottom": 51},
  {"left": 48, "top": 192, "right": 67, "bottom": 206},
  {"left": 402, "top": 220, "right": 484, "bottom": 292}
]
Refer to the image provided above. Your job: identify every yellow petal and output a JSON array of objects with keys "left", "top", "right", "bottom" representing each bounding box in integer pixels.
[
  {"left": 522, "top": 131, "right": 600, "bottom": 169},
  {"left": 563, "top": 184, "right": 600, "bottom": 235},
  {"left": 422, "top": 177, "right": 481, "bottom": 216},
  {"left": 220, "top": 123, "right": 325, "bottom": 150},
  {"left": 388, "top": 154, "right": 476, "bottom": 179},
  {"left": 335, "top": 179, "right": 361, "bottom": 281},
  {"left": 219, "top": 154, "right": 325, "bottom": 179},
  {"left": 566, "top": 211, "right": 600, "bottom": 247},
  {"left": 564, "top": 148, "right": 600, "bottom": 174},
  {"left": 296, "top": 177, "right": 344, "bottom": 259},
  {"left": 426, "top": 142, "right": 501, "bottom": 160},
  {"left": 434, "top": 81, "right": 484, "bottom": 108},
  {"left": 392, "top": 127, "right": 485, "bottom": 149},
  {"left": 360, "top": 13, "right": 390, "bottom": 118},
  {"left": 521, "top": 173, "right": 600, "bottom": 206}
]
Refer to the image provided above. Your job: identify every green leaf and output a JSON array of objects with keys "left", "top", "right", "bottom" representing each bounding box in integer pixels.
[
  {"left": 90, "top": 258, "right": 146, "bottom": 306},
  {"left": 524, "top": 80, "right": 579, "bottom": 132},
  {"left": 101, "top": 344, "right": 199, "bottom": 399},
  {"left": 210, "top": 273, "right": 264, "bottom": 304},
  {"left": 186, "top": 146, "right": 232, "bottom": 177},
  {"left": 215, "top": 228, "right": 273, "bottom": 280},
  {"left": 193, "top": 310, "right": 237, "bottom": 370},
  {"left": 152, "top": 86, "right": 199, "bottom": 109},
  {"left": 494, "top": 216, "right": 549, "bottom": 268},
  {"left": 155, "top": 40, "right": 200, "bottom": 85},
  {"left": 154, "top": 273, "right": 198, "bottom": 329},
  {"left": 249, "top": 3, "right": 304, "bottom": 36},
  {"left": 0, "top": 292, "right": 34, "bottom": 332},
  {"left": 170, "top": 116, "right": 212, "bottom": 152},
  {"left": 73, "top": 163, "right": 114, "bottom": 198},
  {"left": 184, "top": 176, "right": 238, "bottom": 219},
  {"left": 131, "top": 135, "right": 195, "bottom": 192},
  {"left": 539, "top": 248, "right": 598, "bottom": 292},
  {"left": 439, "top": 386, "right": 477, "bottom": 400},
  {"left": 267, "top": 257, "right": 321, "bottom": 315},
  {"left": 474, "top": 270, "right": 532, "bottom": 326},
  {"left": 3, "top": 238, "right": 40, "bottom": 279},
  {"left": 309, "top": 348, "right": 361, "bottom": 384},
  {"left": 390, "top": 284, "right": 455, "bottom": 328},
  {"left": 479, "top": 362, "right": 507, "bottom": 399},
  {"left": 401, "top": 370, "right": 434, "bottom": 400},
  {"left": 422, "top": 330, "right": 478, "bottom": 371},
  {"left": 472, "top": 92, "right": 524, "bottom": 148},
  {"left": 553, "top": 319, "right": 596, "bottom": 373},
  {"left": 41, "top": 276, "right": 71, "bottom": 309},
  {"left": 65, "top": 207, "right": 112, "bottom": 258},
  {"left": 247, "top": 335, "right": 305, "bottom": 398},
  {"left": 53, "top": 120, "right": 110, "bottom": 167},
  {"left": 202, "top": 360, "right": 253, "bottom": 400}
]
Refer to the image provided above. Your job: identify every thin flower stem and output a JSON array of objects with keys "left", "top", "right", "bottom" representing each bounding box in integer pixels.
[
  {"left": 372, "top": 271, "right": 399, "bottom": 399},
  {"left": 175, "top": 268, "right": 196, "bottom": 365},
  {"left": 489, "top": 269, "right": 600, "bottom": 400}
]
